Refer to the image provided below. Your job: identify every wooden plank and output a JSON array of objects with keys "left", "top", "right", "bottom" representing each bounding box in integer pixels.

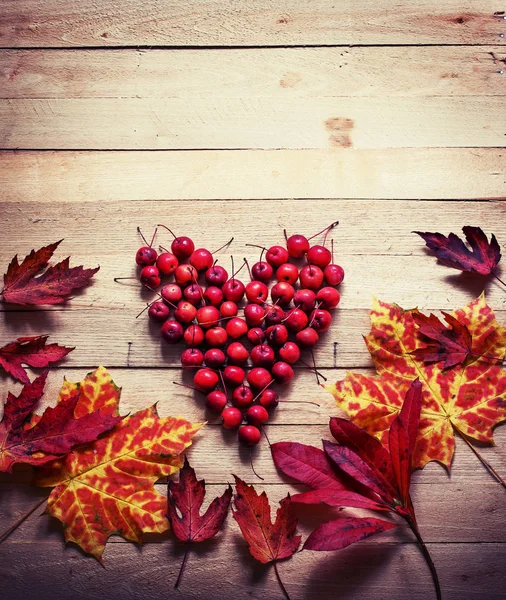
[
  {"left": 2, "top": 47, "right": 505, "bottom": 99},
  {"left": 1, "top": 1, "right": 505, "bottom": 47},
  {"left": 1, "top": 149, "right": 504, "bottom": 200},
  {"left": 0, "top": 538, "right": 505, "bottom": 600},
  {"left": 2, "top": 96, "right": 505, "bottom": 150}
]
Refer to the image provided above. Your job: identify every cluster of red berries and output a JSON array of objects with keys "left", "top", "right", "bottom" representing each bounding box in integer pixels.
[{"left": 132, "top": 222, "right": 344, "bottom": 447}]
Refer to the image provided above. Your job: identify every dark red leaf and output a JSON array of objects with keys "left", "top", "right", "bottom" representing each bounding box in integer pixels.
[
  {"left": 303, "top": 516, "right": 396, "bottom": 551},
  {"left": 2, "top": 240, "right": 99, "bottom": 305},
  {"left": 232, "top": 476, "right": 301, "bottom": 564},
  {"left": 414, "top": 226, "right": 501, "bottom": 275},
  {"left": 271, "top": 441, "right": 347, "bottom": 490},
  {"left": 412, "top": 311, "right": 473, "bottom": 369},
  {"left": 389, "top": 379, "right": 422, "bottom": 510},
  {"left": 168, "top": 457, "right": 231, "bottom": 543},
  {"left": 291, "top": 488, "right": 389, "bottom": 512},
  {"left": 0, "top": 335, "right": 74, "bottom": 384},
  {"left": 0, "top": 373, "right": 121, "bottom": 472}
]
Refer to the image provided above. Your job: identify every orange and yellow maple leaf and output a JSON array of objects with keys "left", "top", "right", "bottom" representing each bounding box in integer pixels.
[
  {"left": 326, "top": 294, "right": 506, "bottom": 470},
  {"left": 35, "top": 367, "right": 203, "bottom": 561}
]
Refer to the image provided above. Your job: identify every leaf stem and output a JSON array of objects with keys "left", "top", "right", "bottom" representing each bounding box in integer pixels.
[
  {"left": 0, "top": 495, "right": 47, "bottom": 543},
  {"left": 174, "top": 543, "right": 191, "bottom": 588},
  {"left": 457, "top": 429, "right": 506, "bottom": 489},
  {"left": 273, "top": 561, "right": 292, "bottom": 600},
  {"left": 405, "top": 516, "right": 442, "bottom": 600},
  {"left": 491, "top": 270, "right": 506, "bottom": 290}
]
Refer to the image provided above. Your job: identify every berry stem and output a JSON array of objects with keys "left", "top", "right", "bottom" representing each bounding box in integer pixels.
[
  {"left": 308, "top": 220, "right": 339, "bottom": 242},
  {"left": 0, "top": 495, "right": 47, "bottom": 543},
  {"left": 298, "top": 358, "right": 327, "bottom": 382},
  {"left": 249, "top": 449, "right": 264, "bottom": 481},
  {"left": 404, "top": 516, "right": 442, "bottom": 600},
  {"left": 455, "top": 427, "right": 506, "bottom": 489},
  {"left": 149, "top": 226, "right": 158, "bottom": 248},
  {"left": 283, "top": 228, "right": 288, "bottom": 242},
  {"left": 137, "top": 226, "right": 149, "bottom": 246},
  {"left": 245, "top": 243, "right": 268, "bottom": 252},
  {"left": 157, "top": 224, "right": 177, "bottom": 239},
  {"left": 261, "top": 425, "right": 272, "bottom": 447},
  {"left": 331, "top": 238, "right": 334, "bottom": 262},
  {"left": 212, "top": 237, "right": 234, "bottom": 254},
  {"left": 273, "top": 561, "right": 292, "bottom": 600},
  {"left": 174, "top": 543, "right": 191, "bottom": 588},
  {"left": 173, "top": 381, "right": 200, "bottom": 393},
  {"left": 243, "top": 257, "right": 253, "bottom": 279}
]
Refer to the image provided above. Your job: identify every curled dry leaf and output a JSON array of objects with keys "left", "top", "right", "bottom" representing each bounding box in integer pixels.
[
  {"left": 2, "top": 240, "right": 99, "bottom": 305},
  {"left": 0, "top": 335, "right": 74, "bottom": 384}
]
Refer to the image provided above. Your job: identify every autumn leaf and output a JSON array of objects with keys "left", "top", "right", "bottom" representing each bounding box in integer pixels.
[
  {"left": 168, "top": 458, "right": 231, "bottom": 588},
  {"left": 326, "top": 294, "right": 506, "bottom": 470},
  {"left": 35, "top": 368, "right": 203, "bottom": 561},
  {"left": 414, "top": 226, "right": 501, "bottom": 276},
  {"left": 0, "top": 335, "right": 73, "bottom": 384},
  {"left": 232, "top": 476, "right": 300, "bottom": 600},
  {"left": 2, "top": 240, "right": 99, "bottom": 305},
  {"left": 411, "top": 311, "right": 473, "bottom": 369},
  {"left": 0, "top": 372, "right": 121, "bottom": 473}
]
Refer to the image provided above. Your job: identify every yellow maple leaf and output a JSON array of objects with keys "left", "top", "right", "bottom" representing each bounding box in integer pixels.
[{"left": 326, "top": 294, "right": 506, "bottom": 469}]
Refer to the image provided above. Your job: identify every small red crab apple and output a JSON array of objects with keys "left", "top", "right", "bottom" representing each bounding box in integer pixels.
[
  {"left": 310, "top": 308, "right": 332, "bottom": 332},
  {"left": 271, "top": 281, "right": 295, "bottom": 306},
  {"left": 251, "top": 259, "right": 273, "bottom": 282},
  {"left": 271, "top": 361, "right": 294, "bottom": 384},
  {"left": 286, "top": 233, "right": 310, "bottom": 258},
  {"left": 193, "top": 367, "right": 219, "bottom": 393},
  {"left": 174, "top": 301, "right": 197, "bottom": 325},
  {"left": 205, "top": 264, "right": 228, "bottom": 287},
  {"left": 226, "top": 342, "right": 249, "bottom": 365},
  {"left": 196, "top": 305, "right": 220, "bottom": 329},
  {"left": 324, "top": 238, "right": 345, "bottom": 286},
  {"left": 223, "top": 365, "right": 245, "bottom": 388},
  {"left": 203, "top": 286, "right": 224, "bottom": 307},
  {"left": 266, "top": 245, "right": 289, "bottom": 268},
  {"left": 158, "top": 224, "right": 195, "bottom": 260},
  {"left": 135, "top": 226, "right": 158, "bottom": 266},
  {"left": 299, "top": 264, "right": 324, "bottom": 290},
  {"left": 220, "top": 301, "right": 238, "bottom": 318},
  {"left": 238, "top": 425, "right": 261, "bottom": 446},
  {"left": 190, "top": 237, "right": 234, "bottom": 272},
  {"left": 183, "top": 283, "right": 204, "bottom": 305},
  {"left": 161, "top": 319, "right": 184, "bottom": 344},
  {"left": 247, "top": 327, "right": 265, "bottom": 344},
  {"left": 265, "top": 324, "right": 289, "bottom": 346},
  {"left": 156, "top": 250, "right": 178, "bottom": 275},
  {"left": 205, "top": 326, "right": 228, "bottom": 347},
  {"left": 264, "top": 304, "right": 285, "bottom": 325},
  {"left": 276, "top": 263, "right": 299, "bottom": 285},
  {"left": 245, "top": 280, "right": 269, "bottom": 304},
  {"left": 278, "top": 341, "right": 301, "bottom": 364},
  {"left": 148, "top": 301, "right": 170, "bottom": 322},
  {"left": 247, "top": 367, "right": 273, "bottom": 390},
  {"left": 293, "top": 288, "right": 316, "bottom": 312},
  {"left": 221, "top": 406, "right": 242, "bottom": 430},
  {"left": 232, "top": 384, "right": 254, "bottom": 408},
  {"left": 296, "top": 327, "right": 319, "bottom": 348},
  {"left": 204, "top": 348, "right": 226, "bottom": 369},
  {"left": 250, "top": 344, "right": 275, "bottom": 368},
  {"left": 161, "top": 283, "right": 182, "bottom": 304},
  {"left": 180, "top": 348, "right": 204, "bottom": 368},
  {"left": 246, "top": 405, "right": 269, "bottom": 426},
  {"left": 226, "top": 317, "right": 248, "bottom": 339},
  {"left": 140, "top": 265, "right": 161, "bottom": 288},
  {"left": 259, "top": 388, "right": 279, "bottom": 408},
  {"left": 183, "top": 324, "right": 204, "bottom": 347},
  {"left": 174, "top": 264, "right": 198, "bottom": 286},
  {"left": 206, "top": 390, "right": 227, "bottom": 412},
  {"left": 316, "top": 287, "right": 340, "bottom": 310},
  {"left": 244, "top": 303, "right": 265, "bottom": 327},
  {"left": 283, "top": 308, "right": 308, "bottom": 332}
]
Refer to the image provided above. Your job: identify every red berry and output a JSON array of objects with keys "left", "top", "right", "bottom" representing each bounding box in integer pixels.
[
  {"left": 299, "top": 264, "right": 324, "bottom": 290},
  {"left": 184, "top": 324, "right": 204, "bottom": 347},
  {"left": 251, "top": 261, "right": 273, "bottom": 282},
  {"left": 238, "top": 425, "right": 261, "bottom": 446},
  {"left": 226, "top": 342, "right": 249, "bottom": 365},
  {"left": 324, "top": 263, "right": 345, "bottom": 286},
  {"left": 276, "top": 263, "right": 299, "bottom": 285},
  {"left": 206, "top": 390, "right": 227, "bottom": 412},
  {"left": 286, "top": 234, "right": 309, "bottom": 259},
  {"left": 156, "top": 252, "right": 178, "bottom": 275},
  {"left": 284, "top": 308, "right": 308, "bottom": 332},
  {"left": 259, "top": 389, "right": 279, "bottom": 408},
  {"left": 161, "top": 283, "right": 182, "bottom": 304},
  {"left": 223, "top": 365, "right": 245, "bottom": 388},
  {"left": 136, "top": 246, "right": 157, "bottom": 266},
  {"left": 279, "top": 341, "right": 301, "bottom": 364},
  {"left": 271, "top": 281, "right": 294, "bottom": 306},
  {"left": 232, "top": 384, "right": 254, "bottom": 408},
  {"left": 190, "top": 248, "right": 214, "bottom": 271},
  {"left": 196, "top": 305, "right": 220, "bottom": 329},
  {"left": 316, "top": 287, "right": 340, "bottom": 310},
  {"left": 171, "top": 236, "right": 195, "bottom": 260},
  {"left": 307, "top": 245, "right": 332, "bottom": 268},
  {"left": 264, "top": 304, "right": 285, "bottom": 325},
  {"left": 246, "top": 405, "right": 269, "bottom": 426},
  {"left": 221, "top": 406, "right": 242, "bottom": 430},
  {"left": 140, "top": 265, "right": 161, "bottom": 288},
  {"left": 310, "top": 308, "right": 332, "bottom": 332},
  {"left": 222, "top": 278, "right": 245, "bottom": 303},
  {"left": 175, "top": 264, "right": 198, "bottom": 286},
  {"left": 244, "top": 303, "right": 265, "bottom": 327},
  {"left": 293, "top": 289, "right": 316, "bottom": 312},
  {"left": 271, "top": 361, "right": 294, "bottom": 384},
  {"left": 250, "top": 344, "right": 275, "bottom": 368},
  {"left": 220, "top": 300, "right": 238, "bottom": 318},
  {"left": 148, "top": 301, "right": 170, "bottom": 322},
  {"left": 184, "top": 283, "right": 204, "bottom": 305},
  {"left": 266, "top": 245, "right": 289, "bottom": 268},
  {"left": 181, "top": 348, "right": 204, "bottom": 368},
  {"left": 204, "top": 348, "right": 226, "bottom": 368},
  {"left": 265, "top": 324, "right": 289, "bottom": 346},
  {"left": 203, "top": 286, "right": 223, "bottom": 307},
  {"left": 205, "top": 326, "right": 228, "bottom": 347},
  {"left": 226, "top": 317, "right": 248, "bottom": 339},
  {"left": 247, "top": 327, "right": 265, "bottom": 345},
  {"left": 174, "top": 301, "right": 197, "bottom": 324},
  {"left": 247, "top": 367, "right": 273, "bottom": 390},
  {"left": 161, "top": 319, "right": 184, "bottom": 344},
  {"left": 296, "top": 327, "right": 319, "bottom": 348},
  {"left": 245, "top": 280, "right": 269, "bottom": 304},
  {"left": 205, "top": 264, "right": 228, "bottom": 287},
  {"left": 193, "top": 368, "right": 219, "bottom": 393}
]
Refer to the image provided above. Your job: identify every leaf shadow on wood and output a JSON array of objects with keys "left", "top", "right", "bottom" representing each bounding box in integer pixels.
[
  {"left": 1, "top": 308, "right": 57, "bottom": 333},
  {"left": 442, "top": 272, "right": 488, "bottom": 299}
]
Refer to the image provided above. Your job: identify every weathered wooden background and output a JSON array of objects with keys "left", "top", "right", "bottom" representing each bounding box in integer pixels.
[{"left": 0, "top": 1, "right": 505, "bottom": 599}]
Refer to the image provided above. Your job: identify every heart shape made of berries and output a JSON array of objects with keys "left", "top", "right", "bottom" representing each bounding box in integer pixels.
[{"left": 133, "top": 222, "right": 343, "bottom": 448}]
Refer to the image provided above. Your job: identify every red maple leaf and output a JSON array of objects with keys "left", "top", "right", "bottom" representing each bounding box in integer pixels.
[
  {"left": 0, "top": 372, "right": 121, "bottom": 472},
  {"left": 0, "top": 336, "right": 74, "bottom": 384},
  {"left": 414, "top": 226, "right": 501, "bottom": 276},
  {"left": 411, "top": 311, "right": 473, "bottom": 369},
  {"left": 2, "top": 240, "right": 99, "bottom": 305},
  {"left": 232, "top": 476, "right": 301, "bottom": 600},
  {"left": 168, "top": 458, "right": 232, "bottom": 588}
]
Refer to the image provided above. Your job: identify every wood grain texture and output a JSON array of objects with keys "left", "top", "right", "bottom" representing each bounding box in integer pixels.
[
  {"left": 1, "top": 1, "right": 505, "bottom": 47},
  {"left": 2, "top": 96, "right": 505, "bottom": 149},
  {"left": 2, "top": 47, "right": 505, "bottom": 98},
  {"left": 1, "top": 149, "right": 505, "bottom": 200}
]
